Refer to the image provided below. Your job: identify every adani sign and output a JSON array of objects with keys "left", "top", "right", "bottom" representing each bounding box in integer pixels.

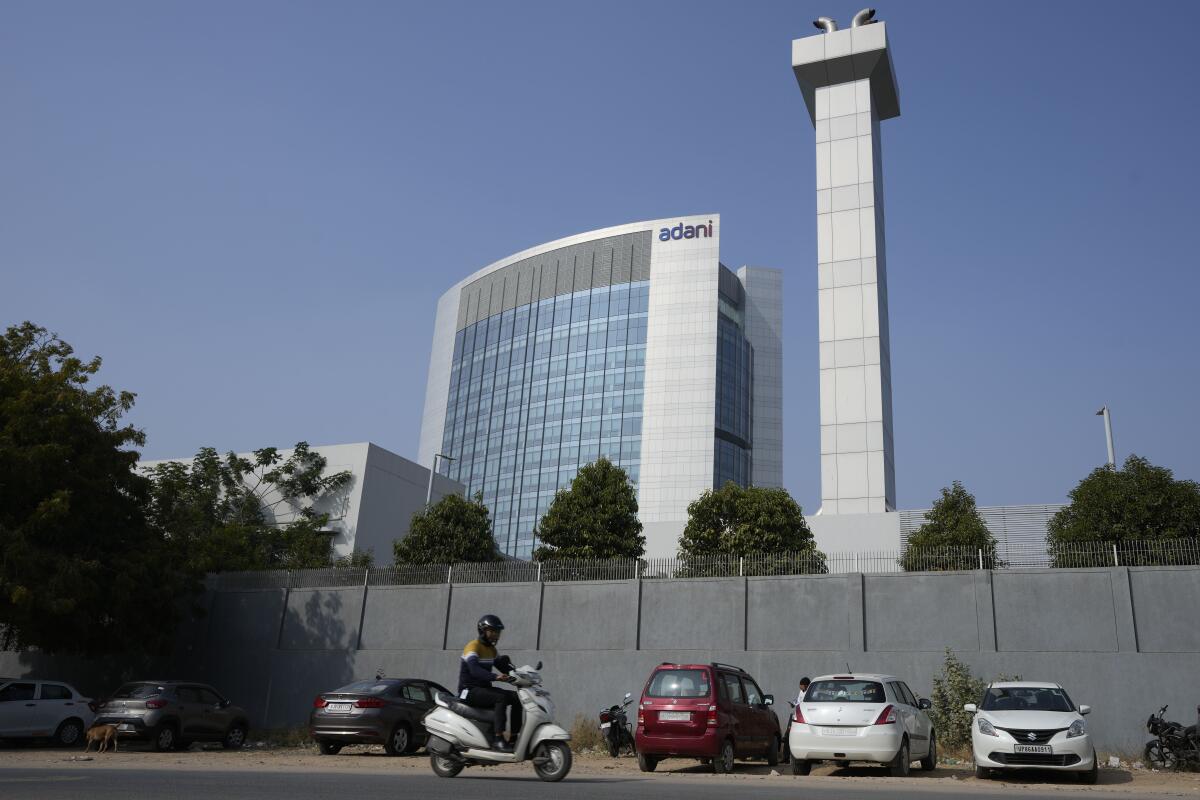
[{"left": 658, "top": 220, "right": 714, "bottom": 242}]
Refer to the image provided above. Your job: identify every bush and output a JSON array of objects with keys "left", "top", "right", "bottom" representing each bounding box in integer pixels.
[
  {"left": 928, "top": 649, "right": 986, "bottom": 749},
  {"left": 568, "top": 712, "right": 605, "bottom": 753}
]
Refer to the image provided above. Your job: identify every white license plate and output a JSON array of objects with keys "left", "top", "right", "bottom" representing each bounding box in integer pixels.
[
  {"left": 1014, "top": 744, "right": 1052, "bottom": 754},
  {"left": 600, "top": 722, "right": 611, "bottom": 730},
  {"left": 118, "top": 724, "right": 135, "bottom": 732},
  {"left": 659, "top": 711, "right": 691, "bottom": 722},
  {"left": 326, "top": 703, "right": 353, "bottom": 713},
  {"left": 820, "top": 727, "right": 858, "bottom": 736}
]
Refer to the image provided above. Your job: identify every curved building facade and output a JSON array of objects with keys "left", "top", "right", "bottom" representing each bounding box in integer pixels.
[{"left": 418, "top": 215, "right": 782, "bottom": 558}]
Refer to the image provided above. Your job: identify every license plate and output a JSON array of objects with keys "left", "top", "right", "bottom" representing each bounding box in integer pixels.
[
  {"left": 659, "top": 711, "right": 691, "bottom": 722},
  {"left": 118, "top": 724, "right": 135, "bottom": 732},
  {"left": 600, "top": 722, "right": 611, "bottom": 730},
  {"left": 821, "top": 727, "right": 858, "bottom": 736},
  {"left": 1014, "top": 744, "right": 1052, "bottom": 754},
  {"left": 326, "top": 703, "right": 353, "bottom": 713}
]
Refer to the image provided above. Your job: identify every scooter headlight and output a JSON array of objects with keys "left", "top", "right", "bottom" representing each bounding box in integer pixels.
[
  {"left": 1067, "top": 719, "right": 1086, "bottom": 739},
  {"left": 977, "top": 717, "right": 998, "bottom": 737}
]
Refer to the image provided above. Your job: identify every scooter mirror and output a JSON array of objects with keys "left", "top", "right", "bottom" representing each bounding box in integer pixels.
[
  {"left": 624, "top": 693, "right": 632, "bottom": 700},
  {"left": 535, "top": 661, "right": 543, "bottom": 670}
]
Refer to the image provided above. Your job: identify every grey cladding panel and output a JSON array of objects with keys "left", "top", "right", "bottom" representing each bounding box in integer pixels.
[
  {"left": 456, "top": 231, "right": 652, "bottom": 330},
  {"left": 993, "top": 570, "right": 1118, "bottom": 652}
]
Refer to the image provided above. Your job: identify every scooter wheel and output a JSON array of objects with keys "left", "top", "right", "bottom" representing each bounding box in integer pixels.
[
  {"left": 532, "top": 741, "right": 572, "bottom": 782},
  {"left": 430, "top": 752, "right": 464, "bottom": 778}
]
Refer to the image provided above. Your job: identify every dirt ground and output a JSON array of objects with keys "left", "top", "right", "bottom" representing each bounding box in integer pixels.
[{"left": 2, "top": 742, "right": 1199, "bottom": 795}]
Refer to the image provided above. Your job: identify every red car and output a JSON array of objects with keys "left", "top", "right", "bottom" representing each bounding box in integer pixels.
[{"left": 635, "top": 662, "right": 781, "bottom": 773}]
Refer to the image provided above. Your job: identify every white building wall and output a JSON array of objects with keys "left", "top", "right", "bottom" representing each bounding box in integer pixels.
[
  {"left": 639, "top": 214, "right": 722, "bottom": 557},
  {"left": 738, "top": 266, "right": 784, "bottom": 489}
]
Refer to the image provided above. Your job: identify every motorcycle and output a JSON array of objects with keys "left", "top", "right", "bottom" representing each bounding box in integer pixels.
[
  {"left": 1145, "top": 705, "right": 1200, "bottom": 771},
  {"left": 423, "top": 661, "right": 573, "bottom": 782},
  {"left": 599, "top": 693, "right": 635, "bottom": 757}
]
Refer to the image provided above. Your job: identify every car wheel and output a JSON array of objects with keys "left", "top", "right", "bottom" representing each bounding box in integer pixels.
[
  {"left": 791, "top": 758, "right": 811, "bottom": 776},
  {"left": 888, "top": 739, "right": 910, "bottom": 777},
  {"left": 430, "top": 752, "right": 464, "bottom": 778},
  {"left": 766, "top": 734, "right": 780, "bottom": 766},
  {"left": 637, "top": 751, "right": 658, "bottom": 772},
  {"left": 153, "top": 724, "right": 177, "bottom": 753},
  {"left": 319, "top": 741, "right": 343, "bottom": 755},
  {"left": 222, "top": 723, "right": 247, "bottom": 750},
  {"left": 532, "top": 741, "right": 572, "bottom": 782},
  {"left": 1077, "top": 751, "right": 1099, "bottom": 784},
  {"left": 54, "top": 719, "right": 84, "bottom": 748},
  {"left": 384, "top": 723, "right": 411, "bottom": 756},
  {"left": 974, "top": 763, "right": 990, "bottom": 779},
  {"left": 919, "top": 732, "right": 937, "bottom": 771},
  {"left": 712, "top": 739, "right": 735, "bottom": 774}
]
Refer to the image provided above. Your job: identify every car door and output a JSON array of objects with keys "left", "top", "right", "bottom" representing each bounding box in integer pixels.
[
  {"left": 718, "top": 673, "right": 750, "bottom": 756},
  {"left": 33, "top": 683, "right": 77, "bottom": 736},
  {"left": 0, "top": 682, "right": 38, "bottom": 736},
  {"left": 894, "top": 682, "right": 927, "bottom": 756},
  {"left": 174, "top": 687, "right": 205, "bottom": 738},
  {"left": 195, "top": 687, "right": 230, "bottom": 738},
  {"left": 741, "top": 677, "right": 770, "bottom": 753},
  {"left": 401, "top": 683, "right": 434, "bottom": 735},
  {"left": 900, "top": 682, "right": 933, "bottom": 752}
]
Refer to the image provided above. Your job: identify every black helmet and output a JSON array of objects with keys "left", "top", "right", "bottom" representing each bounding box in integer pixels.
[{"left": 477, "top": 614, "right": 505, "bottom": 637}]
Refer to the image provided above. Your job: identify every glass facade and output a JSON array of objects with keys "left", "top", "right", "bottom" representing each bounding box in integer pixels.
[
  {"left": 715, "top": 307, "right": 753, "bottom": 489},
  {"left": 440, "top": 281, "right": 650, "bottom": 558}
]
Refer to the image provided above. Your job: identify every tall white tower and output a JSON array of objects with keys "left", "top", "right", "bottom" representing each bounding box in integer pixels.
[{"left": 793, "top": 11, "right": 899, "bottom": 515}]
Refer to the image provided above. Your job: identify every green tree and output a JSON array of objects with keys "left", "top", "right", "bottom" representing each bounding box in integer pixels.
[
  {"left": 1047, "top": 455, "right": 1200, "bottom": 566},
  {"left": 900, "top": 482, "right": 1002, "bottom": 571},
  {"left": 928, "top": 649, "right": 987, "bottom": 750},
  {"left": 395, "top": 493, "right": 500, "bottom": 564},
  {"left": 0, "top": 322, "right": 187, "bottom": 655},
  {"left": 534, "top": 458, "right": 645, "bottom": 560},
  {"left": 144, "top": 443, "right": 353, "bottom": 573},
  {"left": 678, "top": 483, "right": 826, "bottom": 574}
]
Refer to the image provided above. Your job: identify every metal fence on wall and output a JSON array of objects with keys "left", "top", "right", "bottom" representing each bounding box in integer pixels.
[{"left": 203, "top": 538, "right": 1200, "bottom": 590}]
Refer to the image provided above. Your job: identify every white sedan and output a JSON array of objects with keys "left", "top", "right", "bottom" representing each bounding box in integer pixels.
[
  {"left": 966, "top": 681, "right": 1096, "bottom": 784},
  {"left": 0, "top": 678, "right": 96, "bottom": 746},
  {"left": 788, "top": 674, "right": 936, "bottom": 776}
]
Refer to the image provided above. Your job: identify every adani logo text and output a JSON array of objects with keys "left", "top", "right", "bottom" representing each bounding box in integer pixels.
[{"left": 658, "top": 220, "right": 714, "bottom": 242}]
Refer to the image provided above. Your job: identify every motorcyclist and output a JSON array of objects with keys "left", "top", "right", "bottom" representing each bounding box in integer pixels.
[{"left": 458, "top": 613, "right": 521, "bottom": 751}]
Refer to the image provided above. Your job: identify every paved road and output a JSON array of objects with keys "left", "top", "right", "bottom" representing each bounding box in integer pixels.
[{"left": 0, "top": 767, "right": 1167, "bottom": 800}]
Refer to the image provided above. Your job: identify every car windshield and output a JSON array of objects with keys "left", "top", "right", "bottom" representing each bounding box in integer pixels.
[
  {"left": 805, "top": 680, "right": 886, "bottom": 703},
  {"left": 112, "top": 683, "right": 164, "bottom": 699},
  {"left": 981, "top": 687, "right": 1074, "bottom": 712},
  {"left": 646, "top": 670, "right": 710, "bottom": 698},
  {"left": 334, "top": 681, "right": 397, "bottom": 695}
]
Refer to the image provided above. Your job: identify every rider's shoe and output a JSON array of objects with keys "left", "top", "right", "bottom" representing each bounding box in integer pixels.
[{"left": 492, "top": 738, "right": 512, "bottom": 752}]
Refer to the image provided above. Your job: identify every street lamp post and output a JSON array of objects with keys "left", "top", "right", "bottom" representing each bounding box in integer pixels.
[
  {"left": 426, "top": 453, "right": 455, "bottom": 508},
  {"left": 1095, "top": 406, "right": 1115, "bottom": 468}
]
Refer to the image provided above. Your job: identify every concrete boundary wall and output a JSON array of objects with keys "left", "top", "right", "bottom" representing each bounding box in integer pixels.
[{"left": 7, "top": 566, "right": 1198, "bottom": 750}]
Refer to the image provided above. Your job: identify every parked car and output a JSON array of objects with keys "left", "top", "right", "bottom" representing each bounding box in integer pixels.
[
  {"left": 0, "top": 678, "right": 96, "bottom": 746},
  {"left": 93, "top": 681, "right": 249, "bottom": 752},
  {"left": 966, "top": 681, "right": 1096, "bottom": 784},
  {"left": 788, "top": 673, "right": 936, "bottom": 776},
  {"left": 634, "top": 662, "right": 781, "bottom": 774},
  {"left": 310, "top": 678, "right": 449, "bottom": 756}
]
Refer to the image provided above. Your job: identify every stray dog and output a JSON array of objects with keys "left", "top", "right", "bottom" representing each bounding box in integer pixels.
[{"left": 84, "top": 723, "right": 119, "bottom": 753}]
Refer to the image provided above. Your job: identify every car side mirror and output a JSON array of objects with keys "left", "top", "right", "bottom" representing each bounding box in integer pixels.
[
  {"left": 1079, "top": 705, "right": 1091, "bottom": 716},
  {"left": 918, "top": 698, "right": 931, "bottom": 710},
  {"left": 964, "top": 703, "right": 977, "bottom": 713},
  {"left": 219, "top": 699, "right": 231, "bottom": 709},
  {"left": 764, "top": 695, "right": 774, "bottom": 706}
]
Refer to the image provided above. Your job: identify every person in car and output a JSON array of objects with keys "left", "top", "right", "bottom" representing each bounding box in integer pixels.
[{"left": 458, "top": 614, "right": 520, "bottom": 751}]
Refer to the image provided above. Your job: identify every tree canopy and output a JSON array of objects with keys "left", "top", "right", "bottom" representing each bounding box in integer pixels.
[
  {"left": 0, "top": 322, "right": 185, "bottom": 655},
  {"left": 534, "top": 458, "right": 645, "bottom": 560},
  {"left": 395, "top": 492, "right": 500, "bottom": 565},
  {"left": 900, "top": 481, "right": 1001, "bottom": 571},
  {"left": 143, "top": 443, "right": 353, "bottom": 573},
  {"left": 678, "top": 483, "right": 823, "bottom": 571}
]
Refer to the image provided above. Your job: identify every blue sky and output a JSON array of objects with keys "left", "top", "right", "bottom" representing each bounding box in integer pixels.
[{"left": 3, "top": 0, "right": 1197, "bottom": 513}]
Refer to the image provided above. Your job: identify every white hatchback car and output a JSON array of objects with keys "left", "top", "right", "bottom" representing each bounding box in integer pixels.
[
  {"left": 966, "top": 682, "right": 1096, "bottom": 784},
  {"left": 0, "top": 678, "right": 96, "bottom": 747},
  {"left": 788, "top": 674, "right": 936, "bottom": 776}
]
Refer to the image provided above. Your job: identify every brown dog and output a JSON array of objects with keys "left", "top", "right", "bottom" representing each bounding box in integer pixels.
[{"left": 84, "top": 723, "right": 119, "bottom": 753}]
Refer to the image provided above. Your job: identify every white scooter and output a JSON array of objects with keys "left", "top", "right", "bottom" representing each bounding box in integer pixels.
[{"left": 423, "top": 661, "right": 573, "bottom": 782}]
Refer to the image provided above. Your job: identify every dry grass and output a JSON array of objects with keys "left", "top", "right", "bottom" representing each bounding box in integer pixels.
[
  {"left": 247, "top": 727, "right": 315, "bottom": 749},
  {"left": 568, "top": 713, "right": 606, "bottom": 753}
]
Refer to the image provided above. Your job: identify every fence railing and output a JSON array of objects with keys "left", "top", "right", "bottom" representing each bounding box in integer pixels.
[{"left": 203, "top": 538, "right": 1200, "bottom": 590}]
